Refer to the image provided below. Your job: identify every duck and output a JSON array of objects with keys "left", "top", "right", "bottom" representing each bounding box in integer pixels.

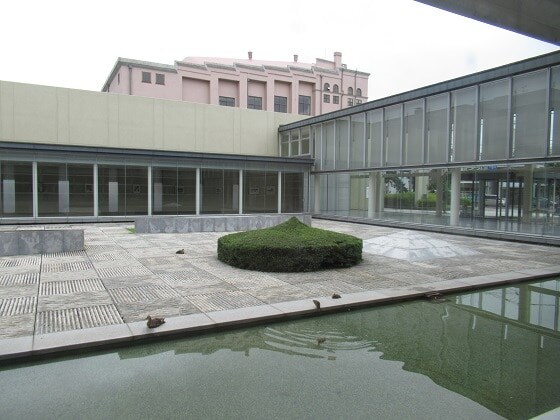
[
  {"left": 317, "top": 337, "right": 326, "bottom": 345},
  {"left": 146, "top": 315, "right": 166, "bottom": 328},
  {"left": 176, "top": 249, "right": 185, "bottom": 254},
  {"left": 424, "top": 292, "right": 447, "bottom": 303},
  {"left": 332, "top": 293, "right": 342, "bottom": 299},
  {"left": 313, "top": 299, "right": 321, "bottom": 310}
]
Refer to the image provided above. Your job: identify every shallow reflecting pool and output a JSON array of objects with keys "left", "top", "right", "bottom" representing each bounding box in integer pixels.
[{"left": 1, "top": 278, "right": 559, "bottom": 419}]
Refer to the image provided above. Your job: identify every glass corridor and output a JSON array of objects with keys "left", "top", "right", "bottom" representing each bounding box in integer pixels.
[{"left": 281, "top": 53, "right": 560, "bottom": 238}]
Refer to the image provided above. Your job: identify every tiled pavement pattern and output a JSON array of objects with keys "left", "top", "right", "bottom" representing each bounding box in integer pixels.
[{"left": 1, "top": 220, "right": 559, "bottom": 340}]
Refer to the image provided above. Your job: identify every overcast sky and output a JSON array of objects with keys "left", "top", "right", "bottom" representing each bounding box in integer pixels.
[{"left": 1, "top": 0, "right": 558, "bottom": 100}]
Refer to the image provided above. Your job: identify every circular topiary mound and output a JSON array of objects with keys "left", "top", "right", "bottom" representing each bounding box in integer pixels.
[{"left": 217, "top": 217, "right": 362, "bottom": 272}]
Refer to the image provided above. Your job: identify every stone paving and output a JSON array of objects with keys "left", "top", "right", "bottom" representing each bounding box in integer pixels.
[{"left": 1, "top": 219, "right": 560, "bottom": 345}]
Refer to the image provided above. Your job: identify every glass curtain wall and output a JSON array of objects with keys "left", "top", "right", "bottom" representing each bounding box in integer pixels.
[
  {"left": 312, "top": 125, "right": 320, "bottom": 168},
  {"left": 426, "top": 94, "right": 449, "bottom": 163},
  {"left": 366, "top": 109, "right": 383, "bottom": 167},
  {"left": 152, "top": 166, "right": 196, "bottom": 215},
  {"left": 298, "top": 60, "right": 560, "bottom": 237},
  {"left": 350, "top": 114, "right": 365, "bottom": 169},
  {"left": 0, "top": 161, "right": 33, "bottom": 217},
  {"left": 300, "top": 127, "right": 310, "bottom": 155},
  {"left": 98, "top": 165, "right": 148, "bottom": 216},
  {"left": 280, "top": 133, "right": 289, "bottom": 157},
  {"left": 403, "top": 100, "right": 424, "bottom": 166},
  {"left": 322, "top": 122, "right": 335, "bottom": 170},
  {"left": 384, "top": 105, "right": 402, "bottom": 166},
  {"left": 349, "top": 173, "right": 368, "bottom": 215},
  {"left": 201, "top": 169, "right": 239, "bottom": 214},
  {"left": 290, "top": 130, "right": 300, "bottom": 157},
  {"left": 243, "top": 170, "right": 278, "bottom": 213},
  {"left": 511, "top": 70, "right": 548, "bottom": 158},
  {"left": 282, "top": 172, "right": 304, "bottom": 213},
  {"left": 1, "top": 157, "right": 310, "bottom": 220},
  {"left": 380, "top": 169, "right": 449, "bottom": 220},
  {"left": 336, "top": 118, "right": 349, "bottom": 169},
  {"left": 319, "top": 173, "right": 351, "bottom": 215},
  {"left": 37, "top": 163, "right": 93, "bottom": 217},
  {"left": 451, "top": 87, "right": 477, "bottom": 163},
  {"left": 549, "top": 66, "right": 560, "bottom": 156},
  {"left": 479, "top": 80, "right": 509, "bottom": 160}
]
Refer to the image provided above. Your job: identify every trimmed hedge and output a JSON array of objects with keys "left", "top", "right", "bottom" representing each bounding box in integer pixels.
[{"left": 217, "top": 217, "right": 362, "bottom": 272}]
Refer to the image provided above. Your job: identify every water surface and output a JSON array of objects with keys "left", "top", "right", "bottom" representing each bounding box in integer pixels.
[{"left": 1, "top": 278, "right": 559, "bottom": 419}]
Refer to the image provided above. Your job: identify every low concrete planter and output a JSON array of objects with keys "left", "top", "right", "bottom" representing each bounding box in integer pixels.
[
  {"left": 0, "top": 229, "right": 84, "bottom": 257},
  {"left": 135, "top": 213, "right": 312, "bottom": 234}
]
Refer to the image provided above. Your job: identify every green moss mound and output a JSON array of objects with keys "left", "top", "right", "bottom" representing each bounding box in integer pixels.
[{"left": 217, "top": 217, "right": 362, "bottom": 272}]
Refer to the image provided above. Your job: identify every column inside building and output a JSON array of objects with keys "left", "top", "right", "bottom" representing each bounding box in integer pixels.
[
  {"left": 522, "top": 164, "right": 534, "bottom": 223},
  {"left": 450, "top": 169, "right": 461, "bottom": 226},
  {"left": 435, "top": 170, "right": 444, "bottom": 217},
  {"left": 314, "top": 174, "right": 320, "bottom": 214}
]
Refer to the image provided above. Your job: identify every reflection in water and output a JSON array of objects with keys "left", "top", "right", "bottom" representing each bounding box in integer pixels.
[
  {"left": 114, "top": 279, "right": 560, "bottom": 419},
  {"left": 1, "top": 279, "right": 559, "bottom": 419}
]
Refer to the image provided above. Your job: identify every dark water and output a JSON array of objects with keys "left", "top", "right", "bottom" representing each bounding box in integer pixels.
[{"left": 1, "top": 278, "right": 559, "bottom": 420}]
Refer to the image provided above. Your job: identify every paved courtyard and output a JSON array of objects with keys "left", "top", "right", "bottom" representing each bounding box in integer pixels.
[{"left": 1, "top": 219, "right": 559, "bottom": 346}]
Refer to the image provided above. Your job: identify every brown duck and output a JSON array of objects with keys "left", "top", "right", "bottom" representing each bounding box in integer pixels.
[{"left": 146, "top": 315, "right": 166, "bottom": 328}]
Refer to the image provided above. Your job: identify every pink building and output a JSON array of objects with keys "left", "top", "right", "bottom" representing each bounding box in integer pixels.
[{"left": 102, "top": 52, "right": 369, "bottom": 116}]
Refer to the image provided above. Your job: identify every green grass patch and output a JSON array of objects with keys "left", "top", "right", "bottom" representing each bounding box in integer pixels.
[
  {"left": 126, "top": 227, "right": 136, "bottom": 234},
  {"left": 217, "top": 217, "right": 362, "bottom": 272}
]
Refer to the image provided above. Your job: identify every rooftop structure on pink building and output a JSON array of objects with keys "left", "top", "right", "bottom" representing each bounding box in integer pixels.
[{"left": 102, "top": 52, "right": 369, "bottom": 116}]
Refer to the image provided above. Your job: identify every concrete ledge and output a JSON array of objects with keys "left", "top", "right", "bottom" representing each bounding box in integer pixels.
[
  {"left": 0, "top": 229, "right": 84, "bottom": 256},
  {"left": 135, "top": 213, "right": 312, "bottom": 233}
]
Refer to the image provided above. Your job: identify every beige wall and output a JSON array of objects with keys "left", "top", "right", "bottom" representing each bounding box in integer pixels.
[{"left": 0, "top": 80, "right": 305, "bottom": 157}]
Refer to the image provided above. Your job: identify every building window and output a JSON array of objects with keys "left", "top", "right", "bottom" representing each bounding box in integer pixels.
[
  {"left": 298, "top": 95, "right": 311, "bottom": 115},
  {"left": 348, "top": 87, "right": 353, "bottom": 96},
  {"left": 219, "top": 96, "right": 235, "bottom": 107},
  {"left": 155, "top": 73, "right": 165, "bottom": 85},
  {"left": 247, "top": 96, "right": 262, "bottom": 110},
  {"left": 324, "top": 83, "right": 330, "bottom": 91},
  {"left": 142, "top": 72, "right": 151, "bottom": 83},
  {"left": 356, "top": 99, "right": 362, "bottom": 104},
  {"left": 274, "top": 96, "right": 287, "bottom": 113},
  {"left": 333, "top": 84, "right": 339, "bottom": 93},
  {"left": 323, "top": 94, "right": 330, "bottom": 103},
  {"left": 348, "top": 98, "right": 354, "bottom": 106},
  {"left": 356, "top": 88, "right": 362, "bottom": 97},
  {"left": 333, "top": 96, "right": 339, "bottom": 104}
]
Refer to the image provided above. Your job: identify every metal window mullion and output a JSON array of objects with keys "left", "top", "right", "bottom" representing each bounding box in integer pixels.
[
  {"left": 381, "top": 108, "right": 386, "bottom": 167},
  {"left": 93, "top": 163, "right": 98, "bottom": 217},
  {"left": 422, "top": 98, "right": 427, "bottom": 164},
  {"left": 195, "top": 167, "right": 200, "bottom": 215},
  {"left": 347, "top": 118, "right": 351, "bottom": 169},
  {"left": 399, "top": 103, "right": 404, "bottom": 166},
  {"left": 32, "top": 161, "right": 38, "bottom": 218},
  {"left": 318, "top": 124, "right": 323, "bottom": 170},
  {"left": 333, "top": 119, "right": 337, "bottom": 170},
  {"left": 507, "top": 77, "right": 513, "bottom": 159},
  {"left": 362, "top": 112, "right": 367, "bottom": 168},
  {"left": 545, "top": 67, "right": 552, "bottom": 156},
  {"left": 238, "top": 169, "right": 243, "bottom": 214},
  {"left": 446, "top": 92, "right": 451, "bottom": 164},
  {"left": 277, "top": 171, "right": 282, "bottom": 214},
  {"left": 475, "top": 85, "right": 481, "bottom": 161},
  {"left": 147, "top": 165, "right": 152, "bottom": 216}
]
